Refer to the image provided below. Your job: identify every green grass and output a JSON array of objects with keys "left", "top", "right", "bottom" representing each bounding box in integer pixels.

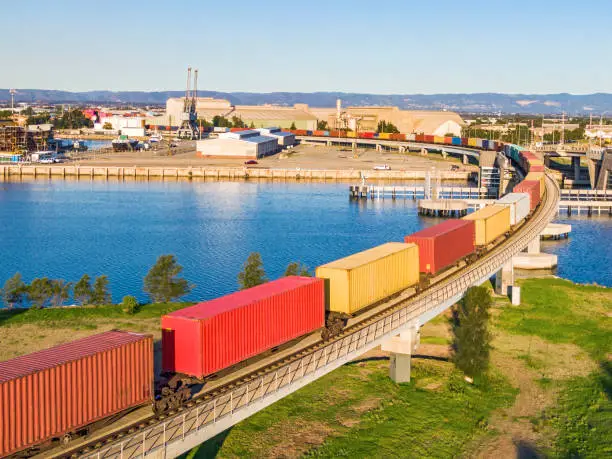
[
  {"left": 420, "top": 336, "right": 450, "bottom": 345},
  {"left": 496, "top": 278, "right": 612, "bottom": 457},
  {"left": 185, "top": 358, "right": 515, "bottom": 458},
  {"left": 0, "top": 302, "right": 191, "bottom": 328}
]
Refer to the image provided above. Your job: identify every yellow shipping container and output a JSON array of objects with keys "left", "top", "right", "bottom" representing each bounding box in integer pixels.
[
  {"left": 463, "top": 205, "right": 511, "bottom": 246},
  {"left": 468, "top": 138, "right": 478, "bottom": 147},
  {"left": 434, "top": 136, "right": 445, "bottom": 144},
  {"left": 379, "top": 132, "right": 391, "bottom": 140},
  {"left": 346, "top": 131, "right": 356, "bottom": 138},
  {"left": 525, "top": 172, "right": 545, "bottom": 198},
  {"left": 315, "top": 242, "right": 419, "bottom": 315}
]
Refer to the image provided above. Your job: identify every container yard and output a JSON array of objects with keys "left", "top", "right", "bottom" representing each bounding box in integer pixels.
[
  {"left": 162, "top": 276, "right": 325, "bottom": 378},
  {"left": 0, "top": 331, "right": 153, "bottom": 458},
  {"left": 316, "top": 242, "right": 420, "bottom": 315},
  {"left": 463, "top": 204, "right": 511, "bottom": 246},
  {"left": 404, "top": 219, "right": 475, "bottom": 274}
]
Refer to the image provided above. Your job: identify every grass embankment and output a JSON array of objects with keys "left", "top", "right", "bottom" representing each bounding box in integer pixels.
[
  {"left": 0, "top": 302, "right": 189, "bottom": 360},
  {"left": 184, "top": 278, "right": 610, "bottom": 458}
]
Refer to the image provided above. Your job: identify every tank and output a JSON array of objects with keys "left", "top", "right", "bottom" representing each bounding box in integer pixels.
[
  {"left": 162, "top": 276, "right": 324, "bottom": 379},
  {"left": 404, "top": 220, "right": 475, "bottom": 275},
  {"left": 0, "top": 331, "right": 153, "bottom": 457},
  {"left": 316, "top": 242, "right": 419, "bottom": 315},
  {"left": 463, "top": 205, "right": 511, "bottom": 246},
  {"left": 496, "top": 192, "right": 531, "bottom": 225}
]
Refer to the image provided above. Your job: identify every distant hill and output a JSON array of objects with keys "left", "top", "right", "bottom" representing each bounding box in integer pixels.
[{"left": 1, "top": 89, "right": 611, "bottom": 115}]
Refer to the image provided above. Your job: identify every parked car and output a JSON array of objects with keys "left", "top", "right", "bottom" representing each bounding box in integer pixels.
[
  {"left": 244, "top": 160, "right": 258, "bottom": 165},
  {"left": 373, "top": 164, "right": 391, "bottom": 170}
]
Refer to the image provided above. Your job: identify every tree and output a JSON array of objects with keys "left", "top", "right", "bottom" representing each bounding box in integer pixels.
[
  {"left": 27, "top": 277, "right": 53, "bottom": 309},
  {"left": 249, "top": 121, "right": 255, "bottom": 128},
  {"left": 102, "top": 122, "right": 113, "bottom": 130},
  {"left": 289, "top": 122, "right": 297, "bottom": 130},
  {"left": 237, "top": 252, "right": 267, "bottom": 290},
  {"left": 1, "top": 272, "right": 27, "bottom": 308},
  {"left": 91, "top": 275, "right": 111, "bottom": 305},
  {"left": 317, "top": 120, "right": 328, "bottom": 130},
  {"left": 284, "top": 262, "right": 311, "bottom": 277},
  {"left": 0, "top": 110, "right": 14, "bottom": 119},
  {"left": 231, "top": 116, "right": 246, "bottom": 128},
  {"left": 143, "top": 255, "right": 192, "bottom": 303},
  {"left": 122, "top": 295, "right": 140, "bottom": 315},
  {"left": 50, "top": 279, "right": 72, "bottom": 307},
  {"left": 450, "top": 286, "right": 492, "bottom": 379},
  {"left": 74, "top": 274, "right": 93, "bottom": 305},
  {"left": 377, "top": 120, "right": 399, "bottom": 134}
]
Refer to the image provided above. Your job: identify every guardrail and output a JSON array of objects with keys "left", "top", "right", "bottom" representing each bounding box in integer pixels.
[{"left": 79, "top": 174, "right": 559, "bottom": 459}]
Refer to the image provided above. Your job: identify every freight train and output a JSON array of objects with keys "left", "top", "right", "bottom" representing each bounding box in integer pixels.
[{"left": 0, "top": 145, "right": 547, "bottom": 458}]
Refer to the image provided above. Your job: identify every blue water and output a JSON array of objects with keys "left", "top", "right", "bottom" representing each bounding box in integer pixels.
[
  {"left": 81, "top": 139, "right": 112, "bottom": 150},
  {"left": 0, "top": 180, "right": 610, "bottom": 305},
  {"left": 0, "top": 180, "right": 435, "bottom": 303}
]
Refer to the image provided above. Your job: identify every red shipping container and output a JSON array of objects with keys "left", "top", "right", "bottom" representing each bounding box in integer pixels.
[
  {"left": 443, "top": 136, "right": 453, "bottom": 144},
  {"left": 162, "top": 276, "right": 325, "bottom": 379},
  {"left": 415, "top": 134, "right": 425, "bottom": 143},
  {"left": 0, "top": 331, "right": 153, "bottom": 457},
  {"left": 424, "top": 135, "right": 434, "bottom": 143},
  {"left": 461, "top": 137, "right": 469, "bottom": 146},
  {"left": 514, "top": 180, "right": 540, "bottom": 210},
  {"left": 313, "top": 130, "right": 325, "bottom": 136},
  {"left": 529, "top": 164, "right": 545, "bottom": 173},
  {"left": 404, "top": 220, "right": 476, "bottom": 274}
]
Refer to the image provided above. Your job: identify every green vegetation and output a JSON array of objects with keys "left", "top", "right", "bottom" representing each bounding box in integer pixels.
[
  {"left": 1, "top": 272, "right": 27, "bottom": 308},
  {"left": 92, "top": 275, "right": 111, "bottom": 305},
  {"left": 290, "top": 122, "right": 297, "bottom": 130},
  {"left": 317, "top": 120, "right": 328, "bottom": 131},
  {"left": 143, "top": 255, "right": 192, "bottom": 303},
  {"left": 121, "top": 295, "right": 141, "bottom": 315},
  {"left": 451, "top": 286, "right": 492, "bottom": 379},
  {"left": 237, "top": 252, "right": 268, "bottom": 290},
  {"left": 0, "top": 109, "right": 13, "bottom": 119},
  {"left": 496, "top": 278, "right": 612, "bottom": 457},
  {"left": 50, "top": 279, "right": 72, "bottom": 307},
  {"left": 24, "top": 107, "right": 93, "bottom": 129},
  {"left": 102, "top": 122, "right": 113, "bottom": 130},
  {"left": 377, "top": 120, "right": 399, "bottom": 134},
  {"left": 27, "top": 277, "right": 54, "bottom": 309},
  {"left": 208, "top": 115, "right": 247, "bottom": 129},
  {"left": 74, "top": 274, "right": 93, "bottom": 305},
  {"left": 284, "top": 262, "right": 311, "bottom": 277}
]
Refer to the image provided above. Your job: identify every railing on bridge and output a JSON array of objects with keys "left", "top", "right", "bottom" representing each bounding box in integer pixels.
[{"left": 80, "top": 174, "right": 560, "bottom": 459}]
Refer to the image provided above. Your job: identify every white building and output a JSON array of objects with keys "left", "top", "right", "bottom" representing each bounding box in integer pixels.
[
  {"left": 196, "top": 130, "right": 279, "bottom": 159},
  {"left": 94, "top": 116, "right": 147, "bottom": 137},
  {"left": 255, "top": 127, "right": 295, "bottom": 148}
]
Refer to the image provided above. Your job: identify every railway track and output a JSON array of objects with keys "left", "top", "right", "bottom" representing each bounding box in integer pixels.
[{"left": 44, "top": 174, "right": 560, "bottom": 459}]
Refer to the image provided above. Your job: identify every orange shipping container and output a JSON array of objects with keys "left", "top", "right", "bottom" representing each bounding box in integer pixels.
[
  {"left": 463, "top": 205, "right": 511, "bottom": 246},
  {"left": 0, "top": 331, "right": 153, "bottom": 457}
]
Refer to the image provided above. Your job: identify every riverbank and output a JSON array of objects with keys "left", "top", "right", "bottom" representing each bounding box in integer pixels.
[{"left": 1, "top": 278, "right": 610, "bottom": 457}]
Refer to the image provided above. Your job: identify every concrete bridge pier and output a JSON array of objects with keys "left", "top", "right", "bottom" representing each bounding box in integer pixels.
[
  {"left": 572, "top": 156, "right": 581, "bottom": 180},
  {"left": 494, "top": 258, "right": 514, "bottom": 296},
  {"left": 381, "top": 321, "right": 420, "bottom": 383},
  {"left": 527, "top": 237, "right": 541, "bottom": 254}
]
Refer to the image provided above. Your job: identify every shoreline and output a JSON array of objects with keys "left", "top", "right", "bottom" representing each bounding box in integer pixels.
[{"left": 0, "top": 164, "right": 474, "bottom": 182}]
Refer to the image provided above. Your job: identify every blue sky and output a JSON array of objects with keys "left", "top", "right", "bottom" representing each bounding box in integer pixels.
[{"left": 1, "top": 0, "right": 610, "bottom": 94}]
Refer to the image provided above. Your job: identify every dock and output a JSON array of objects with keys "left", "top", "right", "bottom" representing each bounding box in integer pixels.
[{"left": 348, "top": 185, "right": 488, "bottom": 200}]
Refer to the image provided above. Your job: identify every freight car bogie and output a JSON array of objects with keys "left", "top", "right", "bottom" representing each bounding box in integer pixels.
[{"left": 321, "top": 311, "right": 350, "bottom": 340}]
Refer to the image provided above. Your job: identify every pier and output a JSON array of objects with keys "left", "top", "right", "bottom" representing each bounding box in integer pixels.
[{"left": 348, "top": 185, "right": 487, "bottom": 200}]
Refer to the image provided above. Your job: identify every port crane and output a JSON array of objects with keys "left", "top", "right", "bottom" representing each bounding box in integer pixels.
[{"left": 176, "top": 67, "right": 200, "bottom": 140}]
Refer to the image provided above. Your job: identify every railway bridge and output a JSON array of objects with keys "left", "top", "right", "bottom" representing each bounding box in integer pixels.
[{"left": 52, "top": 145, "right": 560, "bottom": 459}]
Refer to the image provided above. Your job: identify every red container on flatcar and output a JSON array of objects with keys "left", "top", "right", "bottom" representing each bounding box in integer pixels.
[
  {"left": 162, "top": 276, "right": 325, "bottom": 379},
  {"left": 514, "top": 180, "right": 540, "bottom": 210},
  {"left": 404, "top": 220, "right": 476, "bottom": 274},
  {"left": 0, "top": 331, "right": 153, "bottom": 457}
]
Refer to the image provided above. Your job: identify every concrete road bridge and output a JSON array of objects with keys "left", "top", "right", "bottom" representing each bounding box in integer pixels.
[{"left": 50, "top": 140, "right": 559, "bottom": 459}]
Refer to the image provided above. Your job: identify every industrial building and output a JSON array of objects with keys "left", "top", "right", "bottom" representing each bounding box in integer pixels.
[
  {"left": 155, "top": 98, "right": 318, "bottom": 131},
  {"left": 256, "top": 127, "right": 295, "bottom": 147},
  {"left": 196, "top": 130, "right": 279, "bottom": 159},
  {"left": 93, "top": 115, "right": 146, "bottom": 137},
  {"left": 307, "top": 103, "right": 465, "bottom": 136}
]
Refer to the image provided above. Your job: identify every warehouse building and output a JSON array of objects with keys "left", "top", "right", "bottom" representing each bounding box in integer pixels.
[
  {"left": 196, "top": 130, "right": 279, "bottom": 159},
  {"left": 256, "top": 127, "right": 295, "bottom": 148},
  {"left": 306, "top": 105, "right": 465, "bottom": 136},
  {"left": 156, "top": 98, "right": 318, "bottom": 131}
]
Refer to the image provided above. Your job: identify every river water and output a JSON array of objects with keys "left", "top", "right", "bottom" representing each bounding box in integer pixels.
[{"left": 0, "top": 180, "right": 609, "bottom": 304}]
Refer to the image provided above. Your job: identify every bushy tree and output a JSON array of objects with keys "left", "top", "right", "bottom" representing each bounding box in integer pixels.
[
  {"left": 284, "top": 262, "right": 311, "bottom": 277},
  {"left": 1, "top": 272, "right": 27, "bottom": 308},
  {"left": 74, "top": 274, "right": 93, "bottom": 305},
  {"left": 450, "top": 286, "right": 492, "bottom": 378},
  {"left": 238, "top": 252, "right": 267, "bottom": 290},
  {"left": 50, "top": 279, "right": 72, "bottom": 307},
  {"left": 102, "top": 122, "right": 113, "bottom": 130},
  {"left": 122, "top": 295, "right": 140, "bottom": 315},
  {"left": 289, "top": 122, "right": 297, "bottom": 130},
  {"left": 377, "top": 120, "right": 400, "bottom": 134},
  {"left": 91, "top": 275, "right": 111, "bottom": 305},
  {"left": 231, "top": 116, "right": 246, "bottom": 128},
  {"left": 143, "top": 255, "right": 192, "bottom": 302},
  {"left": 27, "top": 277, "right": 53, "bottom": 309}
]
